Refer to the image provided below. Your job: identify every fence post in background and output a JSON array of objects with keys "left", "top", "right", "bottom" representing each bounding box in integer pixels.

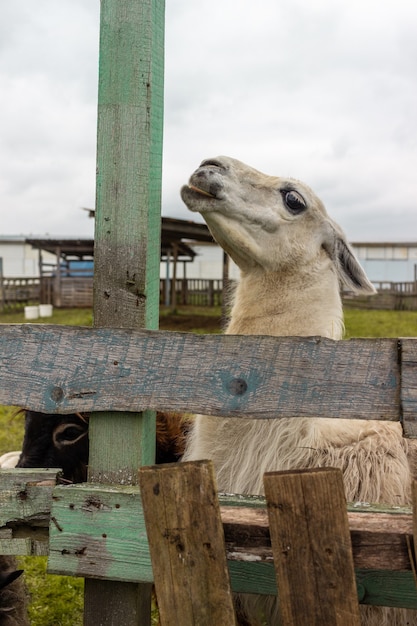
[
  {"left": 222, "top": 251, "right": 230, "bottom": 327},
  {"left": 84, "top": 0, "right": 165, "bottom": 624},
  {"left": 0, "top": 258, "right": 4, "bottom": 312},
  {"left": 165, "top": 252, "right": 171, "bottom": 307},
  {"left": 53, "top": 245, "right": 61, "bottom": 308},
  {"left": 171, "top": 243, "right": 178, "bottom": 308}
]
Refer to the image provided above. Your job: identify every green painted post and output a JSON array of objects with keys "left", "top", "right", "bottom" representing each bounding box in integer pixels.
[{"left": 84, "top": 0, "right": 164, "bottom": 624}]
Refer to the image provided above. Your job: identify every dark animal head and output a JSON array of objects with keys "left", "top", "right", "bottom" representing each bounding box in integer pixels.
[
  {"left": 17, "top": 411, "right": 89, "bottom": 483},
  {"left": 17, "top": 410, "right": 189, "bottom": 484}
]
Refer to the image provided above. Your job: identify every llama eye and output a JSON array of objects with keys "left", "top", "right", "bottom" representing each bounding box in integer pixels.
[{"left": 283, "top": 190, "right": 307, "bottom": 215}]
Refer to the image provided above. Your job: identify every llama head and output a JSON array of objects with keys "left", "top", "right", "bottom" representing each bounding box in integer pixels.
[{"left": 181, "top": 156, "right": 375, "bottom": 294}]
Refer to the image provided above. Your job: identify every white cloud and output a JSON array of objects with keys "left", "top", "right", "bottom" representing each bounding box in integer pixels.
[{"left": 1, "top": 0, "right": 417, "bottom": 243}]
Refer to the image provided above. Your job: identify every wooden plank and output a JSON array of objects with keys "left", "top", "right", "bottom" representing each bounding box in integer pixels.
[
  {"left": 0, "top": 476, "right": 415, "bottom": 607},
  {"left": 401, "top": 339, "right": 417, "bottom": 437},
  {"left": 139, "top": 461, "right": 237, "bottom": 626},
  {"left": 264, "top": 468, "right": 361, "bottom": 625},
  {"left": 84, "top": 0, "right": 165, "bottom": 622},
  {"left": 221, "top": 505, "right": 415, "bottom": 572},
  {"left": 48, "top": 483, "right": 152, "bottom": 582},
  {"left": 0, "top": 468, "right": 58, "bottom": 527},
  {"left": 0, "top": 482, "right": 406, "bottom": 578},
  {"left": 228, "top": 564, "right": 417, "bottom": 608},
  {"left": 45, "top": 482, "right": 417, "bottom": 607},
  {"left": 0, "top": 326, "right": 401, "bottom": 421},
  {"left": 93, "top": 1, "right": 163, "bottom": 330},
  {"left": 0, "top": 469, "right": 57, "bottom": 555},
  {"left": 0, "top": 537, "right": 48, "bottom": 556},
  {"left": 413, "top": 479, "right": 417, "bottom": 586}
]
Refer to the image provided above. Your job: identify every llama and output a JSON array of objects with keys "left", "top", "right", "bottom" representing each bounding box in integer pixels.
[{"left": 181, "top": 156, "right": 415, "bottom": 626}]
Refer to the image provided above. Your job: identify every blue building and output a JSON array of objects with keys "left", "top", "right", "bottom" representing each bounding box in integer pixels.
[{"left": 352, "top": 242, "right": 417, "bottom": 284}]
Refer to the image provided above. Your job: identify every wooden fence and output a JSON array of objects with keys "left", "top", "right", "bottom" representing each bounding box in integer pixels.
[
  {"left": 374, "top": 281, "right": 417, "bottom": 294},
  {"left": 3, "top": 277, "right": 417, "bottom": 312},
  {"left": 1, "top": 2, "right": 417, "bottom": 625},
  {"left": 344, "top": 281, "right": 417, "bottom": 311},
  {"left": 0, "top": 277, "right": 40, "bottom": 310},
  {"left": 0, "top": 278, "right": 224, "bottom": 310},
  {"left": 1, "top": 328, "right": 417, "bottom": 624},
  {"left": 160, "top": 278, "right": 225, "bottom": 306}
]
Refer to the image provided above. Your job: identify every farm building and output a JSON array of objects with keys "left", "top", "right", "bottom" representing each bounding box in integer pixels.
[
  {"left": 354, "top": 242, "right": 417, "bottom": 283},
  {"left": 2, "top": 234, "right": 417, "bottom": 283},
  {"left": 0, "top": 219, "right": 218, "bottom": 307},
  {"left": 1, "top": 233, "right": 417, "bottom": 308}
]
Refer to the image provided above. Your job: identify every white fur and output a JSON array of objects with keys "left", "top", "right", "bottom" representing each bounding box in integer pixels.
[
  {"left": 181, "top": 156, "right": 415, "bottom": 625},
  {"left": 0, "top": 452, "right": 21, "bottom": 469}
]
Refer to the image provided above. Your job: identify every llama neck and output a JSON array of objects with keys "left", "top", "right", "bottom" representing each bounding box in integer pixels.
[{"left": 225, "top": 266, "right": 344, "bottom": 339}]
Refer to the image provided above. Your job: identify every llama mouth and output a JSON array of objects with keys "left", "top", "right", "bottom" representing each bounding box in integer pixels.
[{"left": 187, "top": 184, "right": 217, "bottom": 199}]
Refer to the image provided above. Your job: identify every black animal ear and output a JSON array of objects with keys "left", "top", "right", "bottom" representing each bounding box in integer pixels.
[
  {"left": 0, "top": 569, "right": 24, "bottom": 590},
  {"left": 323, "top": 222, "right": 376, "bottom": 294}
]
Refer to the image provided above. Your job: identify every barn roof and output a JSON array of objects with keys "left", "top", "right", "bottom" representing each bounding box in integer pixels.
[{"left": 26, "top": 217, "right": 214, "bottom": 261}]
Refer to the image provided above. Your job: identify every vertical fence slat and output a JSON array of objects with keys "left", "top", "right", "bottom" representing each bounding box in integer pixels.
[
  {"left": 264, "top": 468, "right": 361, "bottom": 626},
  {"left": 139, "top": 461, "right": 237, "bottom": 626},
  {"left": 412, "top": 480, "right": 417, "bottom": 580},
  {"left": 83, "top": 0, "right": 165, "bottom": 624}
]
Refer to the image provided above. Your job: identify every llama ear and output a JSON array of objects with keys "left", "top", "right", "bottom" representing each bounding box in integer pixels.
[{"left": 323, "top": 223, "right": 376, "bottom": 294}]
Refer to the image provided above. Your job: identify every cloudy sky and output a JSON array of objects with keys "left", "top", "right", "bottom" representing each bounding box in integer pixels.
[{"left": 1, "top": 0, "right": 417, "bottom": 241}]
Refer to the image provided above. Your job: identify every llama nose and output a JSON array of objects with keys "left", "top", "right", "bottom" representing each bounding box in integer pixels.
[
  {"left": 200, "top": 157, "right": 226, "bottom": 168},
  {"left": 192, "top": 166, "right": 224, "bottom": 195}
]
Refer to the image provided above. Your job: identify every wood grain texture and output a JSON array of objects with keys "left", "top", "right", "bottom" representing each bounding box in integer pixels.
[
  {"left": 48, "top": 483, "right": 152, "bottom": 582},
  {"left": 0, "top": 325, "right": 401, "bottom": 420},
  {"left": 0, "top": 469, "right": 58, "bottom": 556},
  {"left": 0, "top": 468, "right": 59, "bottom": 527},
  {"left": 93, "top": 0, "right": 164, "bottom": 330},
  {"left": 0, "top": 478, "right": 399, "bottom": 606},
  {"left": 264, "top": 468, "right": 361, "bottom": 626},
  {"left": 85, "top": 0, "right": 164, "bottom": 622},
  {"left": 0, "top": 476, "right": 407, "bottom": 575},
  {"left": 401, "top": 339, "right": 417, "bottom": 437},
  {"left": 139, "top": 461, "right": 237, "bottom": 626},
  {"left": 0, "top": 472, "right": 414, "bottom": 606}
]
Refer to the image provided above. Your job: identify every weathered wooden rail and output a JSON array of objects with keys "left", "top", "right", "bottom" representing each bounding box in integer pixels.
[
  {"left": 1, "top": 326, "right": 417, "bottom": 435},
  {"left": 1, "top": 327, "right": 417, "bottom": 623}
]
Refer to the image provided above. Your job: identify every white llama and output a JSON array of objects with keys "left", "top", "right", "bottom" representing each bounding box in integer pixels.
[{"left": 181, "top": 156, "right": 415, "bottom": 626}]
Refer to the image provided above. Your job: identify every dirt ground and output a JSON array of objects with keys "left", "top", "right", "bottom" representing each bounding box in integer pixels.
[{"left": 159, "top": 312, "right": 222, "bottom": 333}]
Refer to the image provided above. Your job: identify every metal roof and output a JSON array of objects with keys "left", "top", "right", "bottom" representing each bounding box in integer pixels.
[{"left": 25, "top": 217, "right": 214, "bottom": 261}]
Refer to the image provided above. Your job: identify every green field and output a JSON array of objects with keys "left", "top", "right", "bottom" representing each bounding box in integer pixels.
[
  {"left": 344, "top": 308, "right": 417, "bottom": 338},
  {"left": 0, "top": 305, "right": 416, "bottom": 624}
]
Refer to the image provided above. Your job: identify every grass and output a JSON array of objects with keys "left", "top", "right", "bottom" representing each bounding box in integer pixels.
[
  {"left": 2, "top": 305, "right": 416, "bottom": 336},
  {"left": 344, "top": 308, "right": 417, "bottom": 338},
  {"left": 0, "top": 307, "right": 93, "bottom": 326},
  {"left": 0, "top": 406, "right": 25, "bottom": 456},
  {"left": 18, "top": 557, "right": 84, "bottom": 626},
  {"left": 1, "top": 304, "right": 416, "bottom": 622}
]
